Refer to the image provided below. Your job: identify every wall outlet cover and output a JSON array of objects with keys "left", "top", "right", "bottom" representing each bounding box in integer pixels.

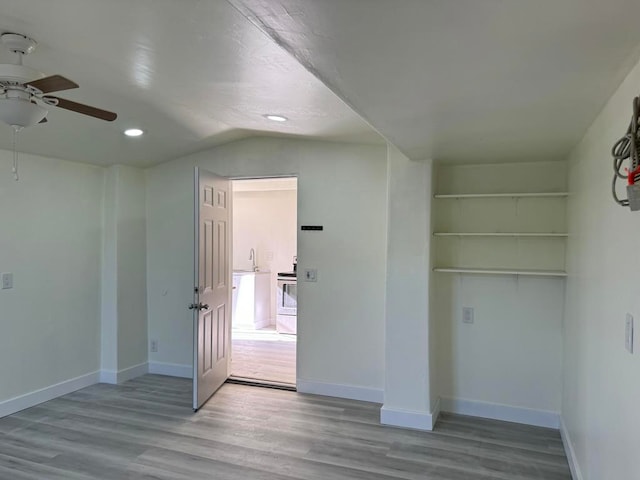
[
  {"left": 304, "top": 268, "right": 317, "bottom": 282},
  {"left": 1, "top": 272, "right": 13, "bottom": 289},
  {"left": 150, "top": 339, "right": 158, "bottom": 353},
  {"left": 462, "top": 307, "right": 474, "bottom": 324}
]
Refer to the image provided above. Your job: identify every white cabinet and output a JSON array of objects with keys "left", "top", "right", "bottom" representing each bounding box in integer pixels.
[{"left": 232, "top": 271, "right": 271, "bottom": 329}]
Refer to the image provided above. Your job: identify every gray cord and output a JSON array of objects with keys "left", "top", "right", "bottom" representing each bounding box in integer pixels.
[
  {"left": 11, "top": 126, "right": 20, "bottom": 181},
  {"left": 612, "top": 97, "right": 640, "bottom": 206}
]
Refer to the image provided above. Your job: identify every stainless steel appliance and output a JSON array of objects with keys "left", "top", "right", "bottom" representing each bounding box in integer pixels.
[{"left": 276, "top": 272, "right": 297, "bottom": 334}]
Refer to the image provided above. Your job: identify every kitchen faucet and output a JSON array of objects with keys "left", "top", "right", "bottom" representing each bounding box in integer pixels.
[{"left": 249, "top": 248, "right": 257, "bottom": 271}]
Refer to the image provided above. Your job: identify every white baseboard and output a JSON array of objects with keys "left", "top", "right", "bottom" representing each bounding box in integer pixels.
[
  {"left": 560, "top": 417, "right": 584, "bottom": 480},
  {"left": 440, "top": 397, "right": 559, "bottom": 429},
  {"left": 297, "top": 379, "right": 383, "bottom": 403},
  {"left": 380, "top": 403, "right": 439, "bottom": 431},
  {"left": 99, "top": 362, "right": 149, "bottom": 385},
  {"left": 0, "top": 370, "right": 99, "bottom": 418},
  {"left": 431, "top": 397, "right": 441, "bottom": 428},
  {"left": 148, "top": 361, "right": 192, "bottom": 379}
]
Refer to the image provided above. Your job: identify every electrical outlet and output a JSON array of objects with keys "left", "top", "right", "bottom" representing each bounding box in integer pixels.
[
  {"left": 304, "top": 268, "right": 317, "bottom": 282},
  {"left": 462, "top": 307, "right": 474, "bottom": 324},
  {"left": 150, "top": 339, "right": 158, "bottom": 353},
  {"left": 1, "top": 272, "right": 13, "bottom": 290},
  {"left": 625, "top": 314, "right": 634, "bottom": 354}
]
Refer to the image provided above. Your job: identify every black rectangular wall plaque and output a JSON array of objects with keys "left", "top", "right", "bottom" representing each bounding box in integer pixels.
[{"left": 301, "top": 225, "right": 323, "bottom": 231}]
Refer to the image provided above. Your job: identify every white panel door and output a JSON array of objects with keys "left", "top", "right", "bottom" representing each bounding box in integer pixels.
[{"left": 192, "top": 167, "right": 232, "bottom": 410}]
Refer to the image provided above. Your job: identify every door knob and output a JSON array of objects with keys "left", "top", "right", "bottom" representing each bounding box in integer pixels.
[{"left": 188, "top": 303, "right": 209, "bottom": 311}]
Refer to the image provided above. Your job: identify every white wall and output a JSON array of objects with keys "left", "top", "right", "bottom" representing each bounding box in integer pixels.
[
  {"left": 432, "top": 162, "right": 566, "bottom": 428},
  {"left": 101, "top": 165, "right": 148, "bottom": 380},
  {"left": 0, "top": 150, "right": 103, "bottom": 403},
  {"left": 563, "top": 54, "right": 640, "bottom": 479},
  {"left": 115, "top": 166, "right": 148, "bottom": 371},
  {"left": 232, "top": 186, "right": 297, "bottom": 323},
  {"left": 146, "top": 137, "right": 388, "bottom": 396},
  {"left": 101, "top": 166, "right": 118, "bottom": 373},
  {"left": 381, "top": 145, "right": 434, "bottom": 429}
]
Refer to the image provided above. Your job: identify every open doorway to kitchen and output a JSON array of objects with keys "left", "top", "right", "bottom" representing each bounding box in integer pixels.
[{"left": 230, "top": 177, "right": 297, "bottom": 388}]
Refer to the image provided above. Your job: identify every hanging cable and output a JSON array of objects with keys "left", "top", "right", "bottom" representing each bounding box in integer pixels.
[
  {"left": 612, "top": 96, "right": 640, "bottom": 208},
  {"left": 11, "top": 125, "right": 22, "bottom": 181}
]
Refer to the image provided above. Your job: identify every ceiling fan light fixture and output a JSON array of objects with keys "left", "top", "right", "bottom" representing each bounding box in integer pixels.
[
  {"left": 124, "top": 128, "right": 144, "bottom": 137},
  {"left": 0, "top": 98, "right": 47, "bottom": 127},
  {"left": 264, "top": 114, "right": 288, "bottom": 122}
]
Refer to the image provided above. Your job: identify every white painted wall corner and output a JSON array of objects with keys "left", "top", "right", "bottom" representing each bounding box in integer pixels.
[
  {"left": 440, "top": 397, "right": 560, "bottom": 429},
  {"left": 560, "top": 417, "right": 584, "bottom": 480},
  {"left": 0, "top": 371, "right": 100, "bottom": 419},
  {"left": 99, "top": 362, "right": 149, "bottom": 385},
  {"left": 148, "top": 362, "right": 193, "bottom": 379},
  {"left": 297, "top": 379, "right": 384, "bottom": 403}
]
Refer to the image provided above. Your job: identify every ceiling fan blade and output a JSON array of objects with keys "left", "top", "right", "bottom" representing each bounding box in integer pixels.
[
  {"left": 27, "top": 75, "right": 79, "bottom": 93},
  {"left": 49, "top": 96, "right": 117, "bottom": 121}
]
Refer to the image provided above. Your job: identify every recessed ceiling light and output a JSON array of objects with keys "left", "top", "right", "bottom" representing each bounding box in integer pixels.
[
  {"left": 264, "top": 114, "right": 288, "bottom": 122},
  {"left": 124, "top": 128, "right": 144, "bottom": 137}
]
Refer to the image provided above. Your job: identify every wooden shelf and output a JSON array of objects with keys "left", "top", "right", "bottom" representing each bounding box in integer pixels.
[
  {"left": 433, "top": 232, "right": 568, "bottom": 237},
  {"left": 433, "top": 267, "right": 567, "bottom": 277},
  {"left": 434, "top": 192, "right": 568, "bottom": 199}
]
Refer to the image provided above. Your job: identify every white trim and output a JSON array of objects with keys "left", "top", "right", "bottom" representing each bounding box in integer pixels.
[
  {"left": 0, "top": 371, "right": 99, "bottom": 418},
  {"left": 380, "top": 405, "right": 437, "bottom": 431},
  {"left": 434, "top": 267, "right": 567, "bottom": 277},
  {"left": 434, "top": 192, "right": 569, "bottom": 199},
  {"left": 297, "top": 379, "right": 383, "bottom": 403},
  {"left": 430, "top": 397, "right": 441, "bottom": 429},
  {"left": 433, "top": 232, "right": 568, "bottom": 237},
  {"left": 560, "top": 417, "right": 584, "bottom": 480},
  {"left": 148, "top": 361, "right": 193, "bottom": 379},
  {"left": 100, "top": 362, "right": 149, "bottom": 384},
  {"left": 99, "top": 370, "right": 118, "bottom": 384},
  {"left": 440, "top": 397, "right": 559, "bottom": 429}
]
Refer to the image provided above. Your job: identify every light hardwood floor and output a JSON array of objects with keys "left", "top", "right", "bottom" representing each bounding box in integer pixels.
[
  {"left": 0, "top": 375, "right": 572, "bottom": 479},
  {"left": 231, "top": 329, "right": 296, "bottom": 385}
]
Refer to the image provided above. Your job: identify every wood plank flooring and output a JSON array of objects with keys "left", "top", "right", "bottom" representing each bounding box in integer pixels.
[
  {"left": 0, "top": 375, "right": 572, "bottom": 479},
  {"left": 231, "top": 329, "right": 296, "bottom": 384}
]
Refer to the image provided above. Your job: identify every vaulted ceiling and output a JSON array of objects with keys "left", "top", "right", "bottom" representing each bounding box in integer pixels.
[
  {"left": 0, "top": 0, "right": 380, "bottom": 167},
  {"left": 1, "top": 0, "right": 640, "bottom": 167},
  {"left": 231, "top": 0, "right": 640, "bottom": 163}
]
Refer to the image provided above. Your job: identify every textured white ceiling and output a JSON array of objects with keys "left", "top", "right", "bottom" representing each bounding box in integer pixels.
[
  {"left": 231, "top": 0, "right": 640, "bottom": 163},
  {"left": 0, "top": 0, "right": 381, "bottom": 167},
  {"left": 2, "top": 1, "right": 640, "bottom": 167}
]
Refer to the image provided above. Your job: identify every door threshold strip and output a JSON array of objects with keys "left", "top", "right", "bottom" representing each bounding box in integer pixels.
[{"left": 226, "top": 376, "right": 296, "bottom": 392}]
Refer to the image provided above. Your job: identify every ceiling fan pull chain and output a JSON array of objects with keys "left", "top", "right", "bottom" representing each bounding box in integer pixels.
[{"left": 12, "top": 125, "right": 21, "bottom": 181}]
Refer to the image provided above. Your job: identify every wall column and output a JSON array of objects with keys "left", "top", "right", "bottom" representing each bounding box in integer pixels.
[
  {"left": 381, "top": 143, "right": 435, "bottom": 430},
  {"left": 100, "top": 165, "right": 148, "bottom": 384}
]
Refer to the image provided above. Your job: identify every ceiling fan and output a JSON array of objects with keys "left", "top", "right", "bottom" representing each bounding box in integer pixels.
[{"left": 0, "top": 32, "right": 117, "bottom": 128}]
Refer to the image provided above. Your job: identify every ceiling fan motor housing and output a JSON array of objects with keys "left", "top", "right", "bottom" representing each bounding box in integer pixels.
[
  {"left": 0, "top": 34, "right": 43, "bottom": 84},
  {"left": 0, "top": 64, "right": 45, "bottom": 85},
  {"left": 1, "top": 33, "right": 37, "bottom": 55}
]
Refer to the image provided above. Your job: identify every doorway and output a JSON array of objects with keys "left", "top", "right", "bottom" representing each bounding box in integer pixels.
[{"left": 229, "top": 177, "right": 297, "bottom": 387}]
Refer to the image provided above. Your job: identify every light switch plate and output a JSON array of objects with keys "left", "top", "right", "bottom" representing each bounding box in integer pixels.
[
  {"left": 1, "top": 272, "right": 13, "bottom": 289},
  {"left": 462, "top": 307, "right": 474, "bottom": 324},
  {"left": 625, "top": 314, "right": 634, "bottom": 354},
  {"left": 304, "top": 268, "right": 317, "bottom": 282}
]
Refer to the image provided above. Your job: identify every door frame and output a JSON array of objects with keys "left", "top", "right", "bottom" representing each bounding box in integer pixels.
[{"left": 227, "top": 174, "right": 299, "bottom": 388}]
